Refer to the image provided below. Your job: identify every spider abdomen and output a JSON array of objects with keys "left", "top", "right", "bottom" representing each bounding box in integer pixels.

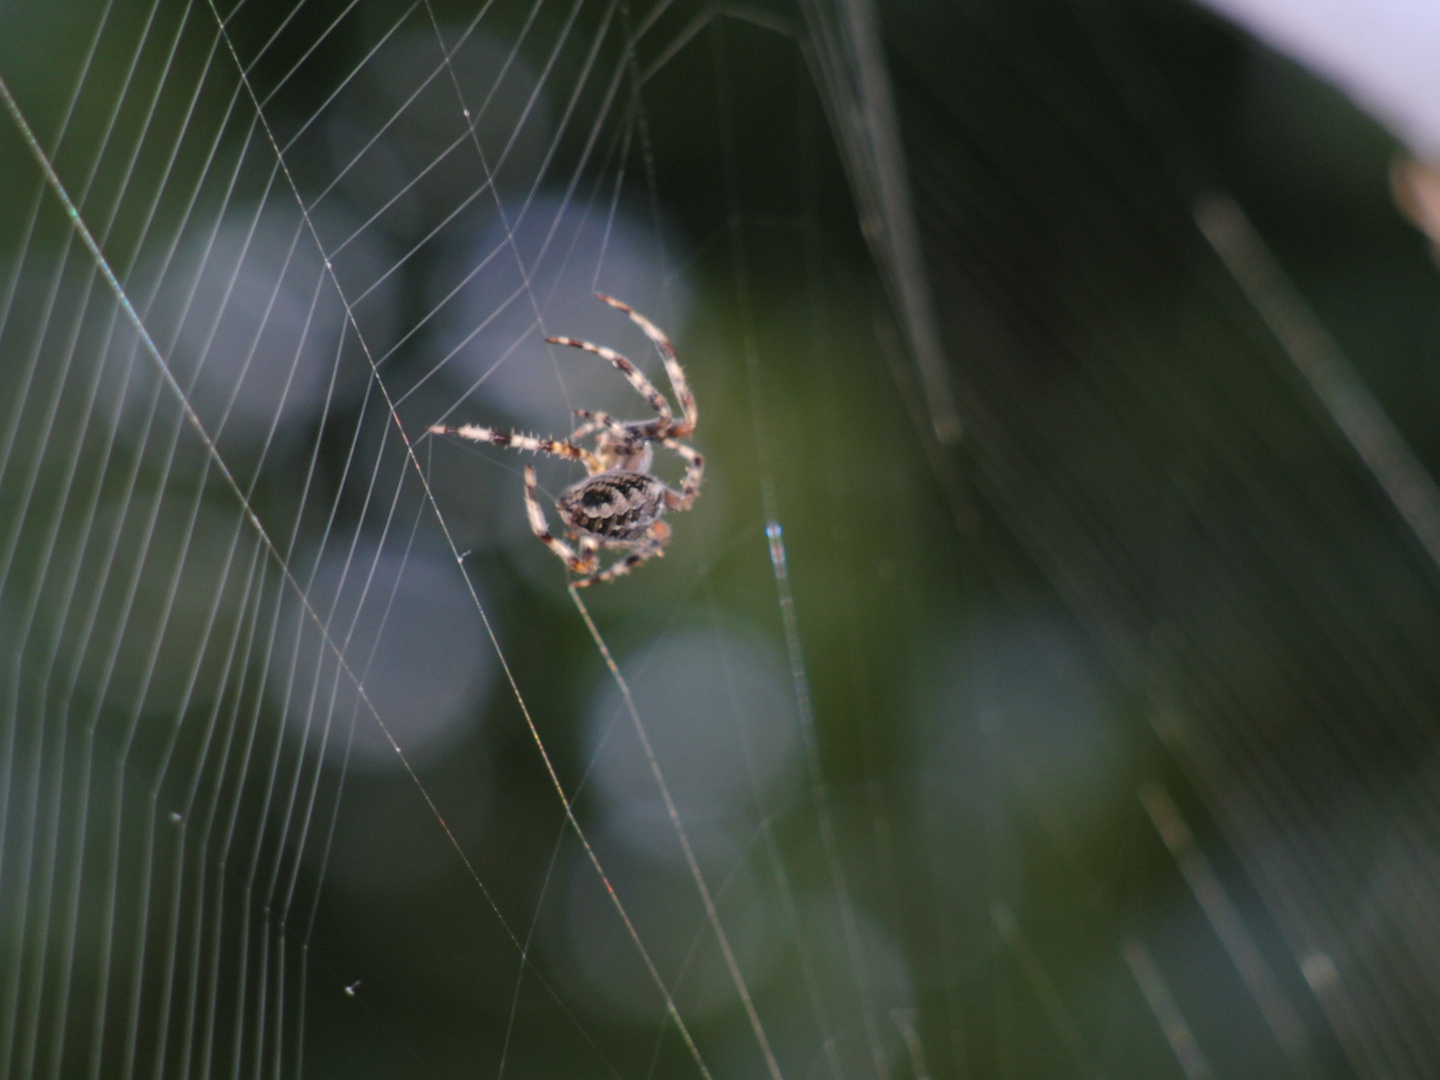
[{"left": 558, "top": 471, "right": 667, "bottom": 542}]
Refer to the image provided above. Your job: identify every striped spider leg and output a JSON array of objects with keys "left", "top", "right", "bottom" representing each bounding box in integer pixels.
[{"left": 425, "top": 422, "right": 604, "bottom": 473}]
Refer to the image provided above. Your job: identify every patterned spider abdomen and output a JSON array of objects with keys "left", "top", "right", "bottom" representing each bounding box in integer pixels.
[{"left": 557, "top": 471, "right": 668, "bottom": 542}]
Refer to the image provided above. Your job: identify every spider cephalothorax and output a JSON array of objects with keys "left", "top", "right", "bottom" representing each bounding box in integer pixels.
[{"left": 429, "top": 294, "right": 702, "bottom": 587}]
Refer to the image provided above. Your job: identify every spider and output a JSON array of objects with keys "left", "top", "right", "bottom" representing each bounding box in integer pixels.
[{"left": 429, "top": 294, "right": 702, "bottom": 587}]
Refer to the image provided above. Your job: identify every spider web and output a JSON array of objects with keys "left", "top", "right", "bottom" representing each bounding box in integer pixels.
[{"left": 2, "top": 0, "right": 1440, "bottom": 1078}]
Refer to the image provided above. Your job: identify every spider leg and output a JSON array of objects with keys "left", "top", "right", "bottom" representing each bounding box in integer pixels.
[
  {"left": 569, "top": 408, "right": 630, "bottom": 441},
  {"left": 544, "top": 335, "right": 673, "bottom": 429},
  {"left": 661, "top": 439, "right": 704, "bottom": 512},
  {"left": 430, "top": 423, "right": 604, "bottom": 474},
  {"left": 576, "top": 533, "right": 603, "bottom": 564},
  {"left": 571, "top": 521, "right": 671, "bottom": 588},
  {"left": 523, "top": 466, "right": 598, "bottom": 575},
  {"left": 595, "top": 294, "right": 697, "bottom": 436}
]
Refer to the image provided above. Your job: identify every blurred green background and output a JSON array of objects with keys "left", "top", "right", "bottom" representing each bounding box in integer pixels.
[{"left": 3, "top": 0, "right": 1440, "bottom": 1077}]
